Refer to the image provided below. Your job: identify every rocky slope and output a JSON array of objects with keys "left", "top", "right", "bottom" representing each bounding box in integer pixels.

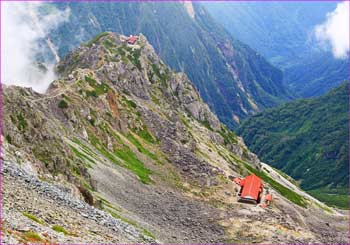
[
  {"left": 2, "top": 33, "right": 348, "bottom": 244},
  {"left": 41, "top": 1, "right": 291, "bottom": 128}
]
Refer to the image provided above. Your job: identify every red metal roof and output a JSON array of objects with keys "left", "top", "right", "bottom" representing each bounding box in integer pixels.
[
  {"left": 127, "top": 36, "right": 138, "bottom": 44},
  {"left": 240, "top": 174, "right": 263, "bottom": 201}
]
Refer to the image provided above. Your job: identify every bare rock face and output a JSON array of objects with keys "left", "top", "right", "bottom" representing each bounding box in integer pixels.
[{"left": 2, "top": 32, "right": 347, "bottom": 244}]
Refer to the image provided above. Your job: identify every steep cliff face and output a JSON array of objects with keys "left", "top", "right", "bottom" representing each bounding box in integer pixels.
[
  {"left": 2, "top": 33, "right": 347, "bottom": 244},
  {"left": 41, "top": 1, "right": 291, "bottom": 128}
]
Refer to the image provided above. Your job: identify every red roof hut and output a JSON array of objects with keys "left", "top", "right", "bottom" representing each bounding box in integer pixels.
[
  {"left": 238, "top": 174, "right": 263, "bottom": 204},
  {"left": 127, "top": 35, "right": 138, "bottom": 45}
]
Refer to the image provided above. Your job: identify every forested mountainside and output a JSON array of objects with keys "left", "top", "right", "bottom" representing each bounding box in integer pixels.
[
  {"left": 284, "top": 53, "right": 349, "bottom": 97},
  {"left": 238, "top": 82, "right": 349, "bottom": 208},
  {"left": 204, "top": 2, "right": 348, "bottom": 98},
  {"left": 2, "top": 32, "right": 347, "bottom": 244},
  {"left": 39, "top": 1, "right": 291, "bottom": 128}
]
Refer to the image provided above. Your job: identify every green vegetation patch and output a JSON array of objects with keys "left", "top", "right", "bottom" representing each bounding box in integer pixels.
[
  {"left": 238, "top": 83, "right": 348, "bottom": 197},
  {"left": 131, "top": 48, "right": 142, "bottom": 70},
  {"left": 88, "top": 131, "right": 121, "bottom": 165},
  {"left": 16, "top": 113, "right": 28, "bottom": 131},
  {"left": 134, "top": 126, "right": 158, "bottom": 144},
  {"left": 107, "top": 209, "right": 137, "bottom": 227},
  {"left": 151, "top": 63, "right": 170, "bottom": 87},
  {"left": 122, "top": 97, "right": 137, "bottom": 109},
  {"left": 87, "top": 32, "right": 110, "bottom": 47},
  {"left": 58, "top": 99, "right": 69, "bottom": 109},
  {"left": 85, "top": 76, "right": 110, "bottom": 97},
  {"left": 73, "top": 138, "right": 99, "bottom": 159},
  {"left": 150, "top": 93, "right": 161, "bottom": 106},
  {"left": 22, "top": 212, "right": 45, "bottom": 225},
  {"left": 103, "top": 39, "right": 116, "bottom": 52},
  {"left": 308, "top": 188, "right": 348, "bottom": 209},
  {"left": 200, "top": 118, "right": 213, "bottom": 131},
  {"left": 6, "top": 135, "right": 12, "bottom": 144},
  {"left": 142, "top": 228, "right": 155, "bottom": 239},
  {"left": 244, "top": 163, "right": 308, "bottom": 208},
  {"left": 127, "top": 133, "right": 158, "bottom": 161},
  {"left": 69, "top": 144, "right": 95, "bottom": 167},
  {"left": 52, "top": 225, "right": 69, "bottom": 235},
  {"left": 114, "top": 147, "right": 152, "bottom": 184},
  {"left": 219, "top": 125, "right": 238, "bottom": 145},
  {"left": 179, "top": 114, "right": 191, "bottom": 129},
  {"left": 23, "top": 231, "right": 43, "bottom": 242},
  {"left": 87, "top": 129, "right": 152, "bottom": 184}
]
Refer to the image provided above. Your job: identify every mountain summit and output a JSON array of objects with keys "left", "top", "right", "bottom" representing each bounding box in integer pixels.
[{"left": 45, "top": 1, "right": 291, "bottom": 128}]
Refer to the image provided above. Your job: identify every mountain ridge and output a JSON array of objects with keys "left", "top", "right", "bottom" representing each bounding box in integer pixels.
[
  {"left": 42, "top": 1, "right": 292, "bottom": 128},
  {"left": 2, "top": 32, "right": 347, "bottom": 243}
]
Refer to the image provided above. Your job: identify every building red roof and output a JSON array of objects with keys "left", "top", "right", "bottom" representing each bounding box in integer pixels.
[
  {"left": 127, "top": 35, "right": 138, "bottom": 45},
  {"left": 240, "top": 174, "right": 263, "bottom": 201}
]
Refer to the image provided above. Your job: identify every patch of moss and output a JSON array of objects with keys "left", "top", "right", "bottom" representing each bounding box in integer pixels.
[
  {"left": 150, "top": 94, "right": 161, "bottom": 106},
  {"left": 107, "top": 209, "right": 137, "bottom": 227},
  {"left": 69, "top": 144, "right": 94, "bottom": 167},
  {"left": 103, "top": 39, "right": 115, "bottom": 52},
  {"left": 128, "top": 48, "right": 142, "bottom": 70},
  {"left": 52, "top": 225, "right": 69, "bottom": 235},
  {"left": 142, "top": 228, "right": 155, "bottom": 239},
  {"left": 127, "top": 133, "right": 158, "bottom": 161},
  {"left": 86, "top": 32, "right": 109, "bottom": 47},
  {"left": 123, "top": 97, "right": 137, "bottom": 109},
  {"left": 6, "top": 135, "right": 12, "bottom": 144},
  {"left": 72, "top": 138, "right": 98, "bottom": 160},
  {"left": 200, "top": 118, "right": 213, "bottom": 131},
  {"left": 179, "top": 114, "right": 191, "bottom": 128},
  {"left": 116, "top": 46, "right": 126, "bottom": 56},
  {"left": 58, "top": 99, "right": 68, "bottom": 109},
  {"left": 85, "top": 76, "right": 109, "bottom": 97},
  {"left": 219, "top": 125, "right": 238, "bottom": 145},
  {"left": 114, "top": 147, "right": 152, "bottom": 184},
  {"left": 134, "top": 126, "right": 158, "bottom": 144},
  {"left": 151, "top": 63, "right": 170, "bottom": 87},
  {"left": 72, "top": 53, "right": 80, "bottom": 63},
  {"left": 22, "top": 212, "right": 45, "bottom": 225},
  {"left": 88, "top": 132, "right": 121, "bottom": 165},
  {"left": 17, "top": 113, "right": 28, "bottom": 131},
  {"left": 86, "top": 90, "right": 98, "bottom": 97},
  {"left": 62, "top": 94, "right": 72, "bottom": 102},
  {"left": 23, "top": 231, "right": 43, "bottom": 243},
  {"left": 10, "top": 114, "right": 16, "bottom": 124},
  {"left": 32, "top": 148, "right": 51, "bottom": 167}
]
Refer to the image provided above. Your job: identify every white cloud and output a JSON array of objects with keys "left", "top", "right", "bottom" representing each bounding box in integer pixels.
[
  {"left": 314, "top": 1, "right": 349, "bottom": 59},
  {"left": 1, "top": 2, "right": 70, "bottom": 93}
]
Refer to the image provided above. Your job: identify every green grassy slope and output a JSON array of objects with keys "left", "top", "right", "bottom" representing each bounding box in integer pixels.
[{"left": 238, "top": 82, "right": 349, "bottom": 207}]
